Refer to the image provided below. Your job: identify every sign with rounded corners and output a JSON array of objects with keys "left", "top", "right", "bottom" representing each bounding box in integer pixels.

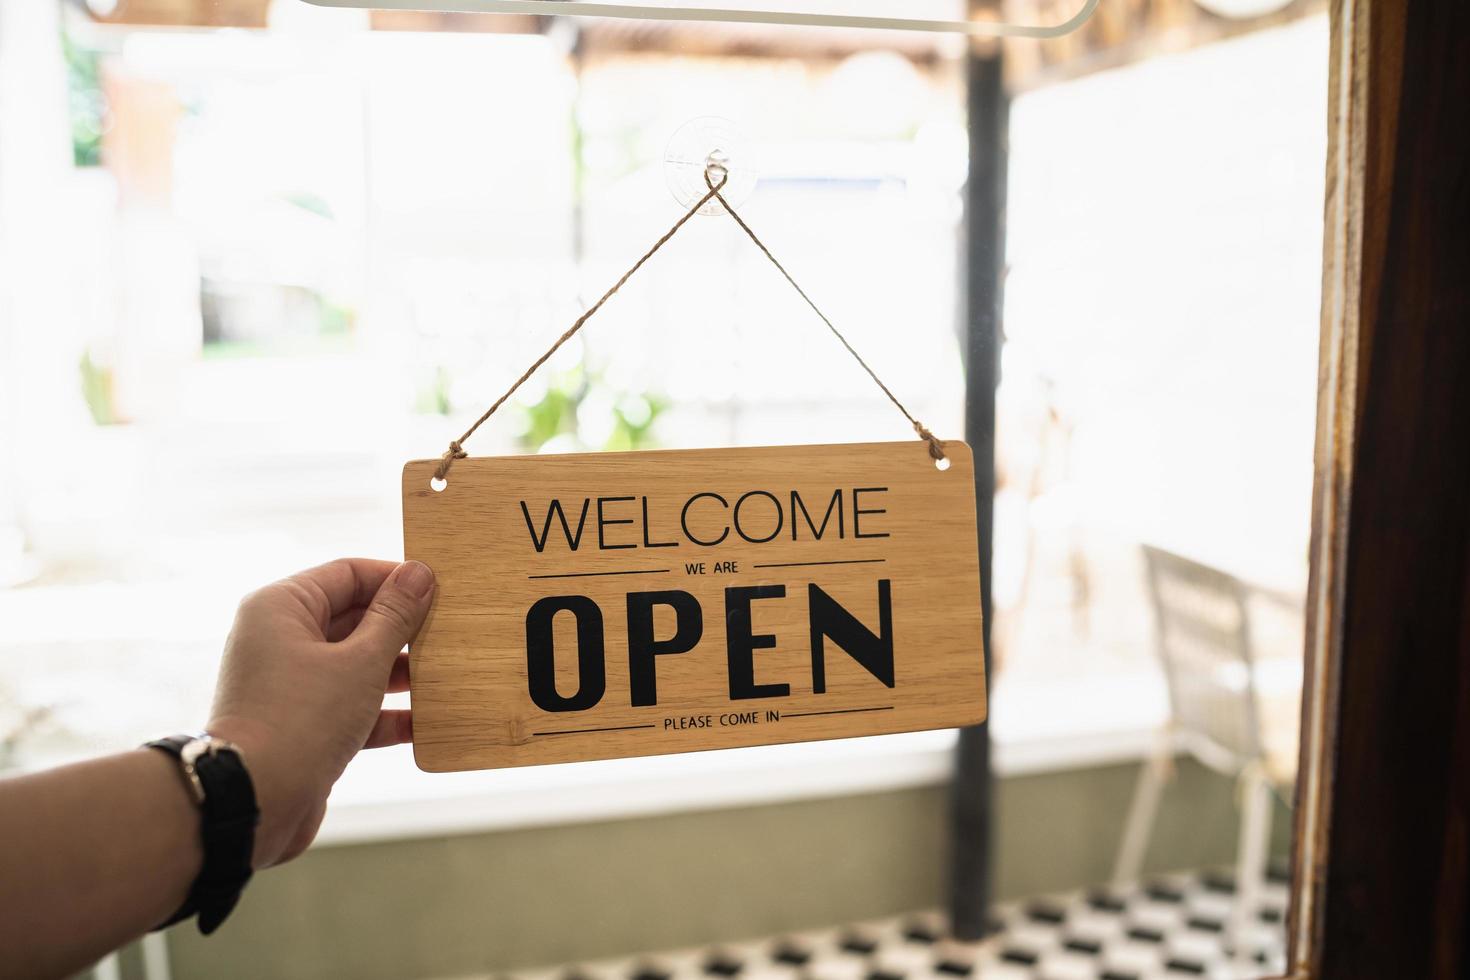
[{"left": 402, "top": 440, "right": 986, "bottom": 772}]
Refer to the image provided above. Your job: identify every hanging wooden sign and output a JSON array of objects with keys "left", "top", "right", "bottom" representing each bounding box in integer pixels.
[
  {"left": 403, "top": 440, "right": 984, "bottom": 772},
  {"left": 402, "top": 169, "right": 984, "bottom": 772}
]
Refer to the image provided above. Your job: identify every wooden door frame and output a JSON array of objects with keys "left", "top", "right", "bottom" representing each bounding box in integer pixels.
[{"left": 1287, "top": 0, "right": 1470, "bottom": 976}]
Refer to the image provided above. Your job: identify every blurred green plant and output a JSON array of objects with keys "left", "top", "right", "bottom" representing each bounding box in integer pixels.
[
  {"left": 516, "top": 362, "right": 667, "bottom": 454},
  {"left": 63, "top": 31, "right": 106, "bottom": 168},
  {"left": 78, "top": 349, "right": 120, "bottom": 425},
  {"left": 415, "top": 365, "right": 454, "bottom": 416}
]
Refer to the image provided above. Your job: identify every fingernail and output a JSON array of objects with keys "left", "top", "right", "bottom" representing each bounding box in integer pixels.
[{"left": 397, "top": 560, "right": 434, "bottom": 598}]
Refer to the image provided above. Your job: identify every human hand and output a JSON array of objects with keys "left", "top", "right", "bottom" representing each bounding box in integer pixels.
[{"left": 206, "top": 559, "right": 435, "bottom": 868}]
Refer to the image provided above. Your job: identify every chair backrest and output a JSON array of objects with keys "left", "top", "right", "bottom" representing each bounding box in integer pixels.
[{"left": 1141, "top": 544, "right": 1262, "bottom": 770}]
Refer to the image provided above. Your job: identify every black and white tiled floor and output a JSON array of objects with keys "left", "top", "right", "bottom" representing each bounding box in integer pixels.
[{"left": 484, "top": 870, "right": 1288, "bottom": 980}]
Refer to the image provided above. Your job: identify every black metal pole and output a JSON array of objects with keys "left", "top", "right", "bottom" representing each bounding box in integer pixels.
[{"left": 948, "top": 41, "right": 1007, "bottom": 941}]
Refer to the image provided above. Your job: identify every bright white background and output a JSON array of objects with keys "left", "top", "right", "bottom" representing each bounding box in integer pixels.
[{"left": 0, "top": 2, "right": 1322, "bottom": 838}]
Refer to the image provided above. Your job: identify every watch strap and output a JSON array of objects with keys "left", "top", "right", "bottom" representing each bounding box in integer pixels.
[{"left": 147, "top": 734, "right": 260, "bottom": 934}]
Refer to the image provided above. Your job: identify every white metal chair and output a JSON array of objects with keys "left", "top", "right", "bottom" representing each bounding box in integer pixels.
[{"left": 1112, "top": 545, "right": 1299, "bottom": 962}]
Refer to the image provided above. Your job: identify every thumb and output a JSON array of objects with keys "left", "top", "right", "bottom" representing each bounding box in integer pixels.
[{"left": 348, "top": 560, "right": 435, "bottom": 661}]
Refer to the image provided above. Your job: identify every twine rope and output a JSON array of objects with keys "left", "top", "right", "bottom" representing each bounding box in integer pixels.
[
  {"left": 435, "top": 168, "right": 945, "bottom": 481},
  {"left": 701, "top": 171, "right": 946, "bottom": 464}
]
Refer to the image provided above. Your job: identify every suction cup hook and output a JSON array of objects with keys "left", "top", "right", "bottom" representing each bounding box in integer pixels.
[{"left": 664, "top": 116, "right": 758, "bottom": 216}]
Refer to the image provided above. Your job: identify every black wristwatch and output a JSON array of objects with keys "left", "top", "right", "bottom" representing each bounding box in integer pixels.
[{"left": 145, "top": 733, "right": 260, "bottom": 934}]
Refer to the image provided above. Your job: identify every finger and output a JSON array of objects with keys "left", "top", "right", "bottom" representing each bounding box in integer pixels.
[
  {"left": 327, "top": 607, "right": 367, "bottom": 643},
  {"left": 293, "top": 558, "right": 402, "bottom": 626},
  {"left": 387, "top": 653, "right": 411, "bottom": 693},
  {"left": 364, "top": 709, "right": 412, "bottom": 749},
  {"left": 345, "top": 561, "right": 435, "bottom": 665},
  {"left": 267, "top": 559, "right": 400, "bottom": 635}
]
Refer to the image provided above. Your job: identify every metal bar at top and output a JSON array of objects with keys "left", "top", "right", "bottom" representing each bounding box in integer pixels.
[{"left": 303, "top": 0, "right": 1101, "bottom": 39}]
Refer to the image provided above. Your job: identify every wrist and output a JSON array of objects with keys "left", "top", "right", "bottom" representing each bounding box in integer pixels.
[
  {"left": 199, "top": 717, "right": 300, "bottom": 869},
  {"left": 136, "top": 748, "right": 207, "bottom": 912},
  {"left": 145, "top": 733, "right": 260, "bottom": 933}
]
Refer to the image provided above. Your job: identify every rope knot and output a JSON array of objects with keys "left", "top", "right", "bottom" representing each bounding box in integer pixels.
[
  {"left": 913, "top": 420, "right": 946, "bottom": 462},
  {"left": 434, "top": 440, "right": 468, "bottom": 481}
]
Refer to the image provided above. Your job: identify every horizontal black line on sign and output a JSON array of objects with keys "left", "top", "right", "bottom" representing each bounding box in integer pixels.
[
  {"left": 783, "top": 706, "right": 895, "bottom": 719},
  {"left": 532, "top": 724, "right": 659, "bottom": 737},
  {"left": 750, "top": 559, "right": 888, "bottom": 569},
  {"left": 527, "top": 569, "right": 672, "bottom": 580}
]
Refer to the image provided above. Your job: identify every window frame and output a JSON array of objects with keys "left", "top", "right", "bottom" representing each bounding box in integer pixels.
[{"left": 1285, "top": 0, "right": 1470, "bottom": 975}]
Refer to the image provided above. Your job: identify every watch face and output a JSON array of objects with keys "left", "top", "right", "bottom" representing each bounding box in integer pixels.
[{"left": 182, "top": 736, "right": 242, "bottom": 767}]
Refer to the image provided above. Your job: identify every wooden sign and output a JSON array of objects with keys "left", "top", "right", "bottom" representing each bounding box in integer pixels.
[{"left": 402, "top": 440, "right": 985, "bottom": 772}]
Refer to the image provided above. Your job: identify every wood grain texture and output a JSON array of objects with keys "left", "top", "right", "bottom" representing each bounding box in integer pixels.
[
  {"left": 1289, "top": 0, "right": 1470, "bottom": 976},
  {"left": 403, "top": 441, "right": 986, "bottom": 773}
]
